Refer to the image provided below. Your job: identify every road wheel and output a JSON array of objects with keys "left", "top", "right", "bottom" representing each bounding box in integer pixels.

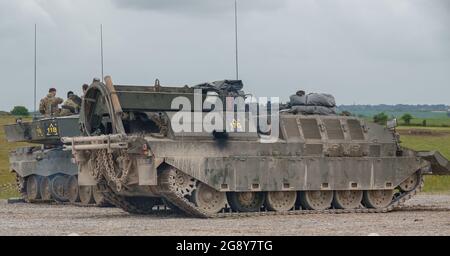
[
  {"left": 399, "top": 172, "right": 420, "bottom": 192},
  {"left": 300, "top": 191, "right": 333, "bottom": 210},
  {"left": 39, "top": 176, "right": 53, "bottom": 201},
  {"left": 363, "top": 190, "right": 394, "bottom": 209},
  {"left": 26, "top": 175, "right": 41, "bottom": 201},
  {"left": 50, "top": 175, "right": 69, "bottom": 203},
  {"left": 192, "top": 183, "right": 227, "bottom": 214},
  {"left": 67, "top": 176, "right": 80, "bottom": 204},
  {"left": 227, "top": 192, "right": 265, "bottom": 212},
  {"left": 333, "top": 190, "right": 363, "bottom": 209},
  {"left": 265, "top": 191, "right": 297, "bottom": 212}
]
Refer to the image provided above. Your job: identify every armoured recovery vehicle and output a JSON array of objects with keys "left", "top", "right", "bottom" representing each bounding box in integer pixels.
[
  {"left": 62, "top": 76, "right": 450, "bottom": 218},
  {"left": 4, "top": 115, "right": 110, "bottom": 206}
]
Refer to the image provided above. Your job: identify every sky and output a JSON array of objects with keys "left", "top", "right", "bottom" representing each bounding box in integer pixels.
[{"left": 0, "top": 0, "right": 449, "bottom": 111}]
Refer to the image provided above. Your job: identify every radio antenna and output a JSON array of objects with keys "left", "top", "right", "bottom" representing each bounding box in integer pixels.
[
  {"left": 34, "top": 24, "right": 37, "bottom": 116},
  {"left": 234, "top": 0, "right": 239, "bottom": 80},
  {"left": 101, "top": 24, "right": 104, "bottom": 82}
]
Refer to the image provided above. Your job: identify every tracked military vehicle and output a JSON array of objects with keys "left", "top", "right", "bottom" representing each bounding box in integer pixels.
[
  {"left": 63, "top": 76, "right": 450, "bottom": 218},
  {"left": 4, "top": 115, "right": 110, "bottom": 206}
]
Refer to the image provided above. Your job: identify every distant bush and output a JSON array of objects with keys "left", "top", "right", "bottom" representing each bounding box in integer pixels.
[
  {"left": 400, "top": 113, "right": 413, "bottom": 125},
  {"left": 373, "top": 112, "right": 388, "bottom": 125},
  {"left": 340, "top": 111, "right": 352, "bottom": 117},
  {"left": 10, "top": 106, "right": 29, "bottom": 116}
]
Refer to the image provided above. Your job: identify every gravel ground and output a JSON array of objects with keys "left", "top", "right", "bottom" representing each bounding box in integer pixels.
[{"left": 0, "top": 194, "right": 449, "bottom": 236}]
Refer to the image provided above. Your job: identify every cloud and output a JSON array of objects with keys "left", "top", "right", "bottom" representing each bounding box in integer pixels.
[
  {"left": 0, "top": 1, "right": 52, "bottom": 36},
  {"left": 0, "top": 0, "right": 449, "bottom": 111},
  {"left": 111, "top": 0, "right": 287, "bottom": 15}
]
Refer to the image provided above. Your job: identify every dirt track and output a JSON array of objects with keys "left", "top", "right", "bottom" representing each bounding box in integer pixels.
[{"left": 0, "top": 194, "right": 449, "bottom": 236}]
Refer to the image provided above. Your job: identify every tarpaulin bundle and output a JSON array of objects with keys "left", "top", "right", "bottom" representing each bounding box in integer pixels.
[
  {"left": 287, "top": 91, "right": 337, "bottom": 115},
  {"left": 194, "top": 80, "right": 245, "bottom": 97},
  {"left": 288, "top": 105, "right": 337, "bottom": 115},
  {"left": 290, "top": 93, "right": 336, "bottom": 108}
]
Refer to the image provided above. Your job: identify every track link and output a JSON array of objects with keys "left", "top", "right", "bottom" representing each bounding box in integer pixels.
[
  {"left": 157, "top": 168, "right": 424, "bottom": 218},
  {"left": 97, "top": 183, "right": 172, "bottom": 216},
  {"left": 91, "top": 161, "right": 426, "bottom": 218}
]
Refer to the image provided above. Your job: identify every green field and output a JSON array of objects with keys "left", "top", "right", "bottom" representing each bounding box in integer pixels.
[
  {"left": 399, "top": 127, "right": 450, "bottom": 193},
  {"left": 0, "top": 116, "right": 449, "bottom": 199},
  {"left": 0, "top": 116, "right": 31, "bottom": 199},
  {"left": 403, "top": 118, "right": 450, "bottom": 127},
  {"left": 340, "top": 109, "right": 449, "bottom": 120},
  {"left": 371, "top": 117, "right": 450, "bottom": 128}
]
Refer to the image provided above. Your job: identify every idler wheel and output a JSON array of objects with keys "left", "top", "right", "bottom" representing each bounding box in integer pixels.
[
  {"left": 399, "top": 172, "right": 420, "bottom": 192},
  {"left": 168, "top": 170, "right": 197, "bottom": 197},
  {"left": 79, "top": 186, "right": 94, "bottom": 205},
  {"left": 227, "top": 192, "right": 266, "bottom": 212},
  {"left": 299, "top": 191, "right": 333, "bottom": 210},
  {"left": 265, "top": 191, "right": 297, "bottom": 212},
  {"left": 39, "top": 176, "right": 53, "bottom": 201},
  {"left": 67, "top": 176, "right": 80, "bottom": 204},
  {"left": 26, "top": 175, "right": 41, "bottom": 201},
  {"left": 192, "top": 183, "right": 227, "bottom": 214},
  {"left": 333, "top": 190, "right": 363, "bottom": 209},
  {"left": 363, "top": 190, "right": 394, "bottom": 209}
]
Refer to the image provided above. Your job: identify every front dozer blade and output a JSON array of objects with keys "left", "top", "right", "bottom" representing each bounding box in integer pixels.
[{"left": 417, "top": 151, "right": 450, "bottom": 175}]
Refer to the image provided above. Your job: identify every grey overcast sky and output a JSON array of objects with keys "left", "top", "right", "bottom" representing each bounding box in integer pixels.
[{"left": 0, "top": 0, "right": 449, "bottom": 111}]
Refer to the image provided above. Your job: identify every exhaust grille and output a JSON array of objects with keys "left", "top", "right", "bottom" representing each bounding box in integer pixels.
[
  {"left": 324, "top": 119, "right": 344, "bottom": 140},
  {"left": 347, "top": 119, "right": 365, "bottom": 140},
  {"left": 300, "top": 119, "right": 322, "bottom": 140}
]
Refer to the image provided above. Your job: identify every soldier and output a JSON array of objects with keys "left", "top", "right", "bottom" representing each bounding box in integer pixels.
[
  {"left": 60, "top": 91, "right": 81, "bottom": 116},
  {"left": 39, "top": 88, "right": 63, "bottom": 117},
  {"left": 82, "top": 84, "right": 89, "bottom": 97},
  {"left": 296, "top": 90, "right": 306, "bottom": 97}
]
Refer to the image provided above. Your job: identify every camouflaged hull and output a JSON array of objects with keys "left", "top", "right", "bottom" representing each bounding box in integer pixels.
[
  {"left": 5, "top": 116, "right": 80, "bottom": 178},
  {"left": 63, "top": 76, "right": 449, "bottom": 217},
  {"left": 4, "top": 116, "right": 110, "bottom": 206}
]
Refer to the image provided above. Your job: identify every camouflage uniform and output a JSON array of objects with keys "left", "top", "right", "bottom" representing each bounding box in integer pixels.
[
  {"left": 60, "top": 97, "right": 80, "bottom": 116},
  {"left": 39, "top": 94, "right": 63, "bottom": 117}
]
